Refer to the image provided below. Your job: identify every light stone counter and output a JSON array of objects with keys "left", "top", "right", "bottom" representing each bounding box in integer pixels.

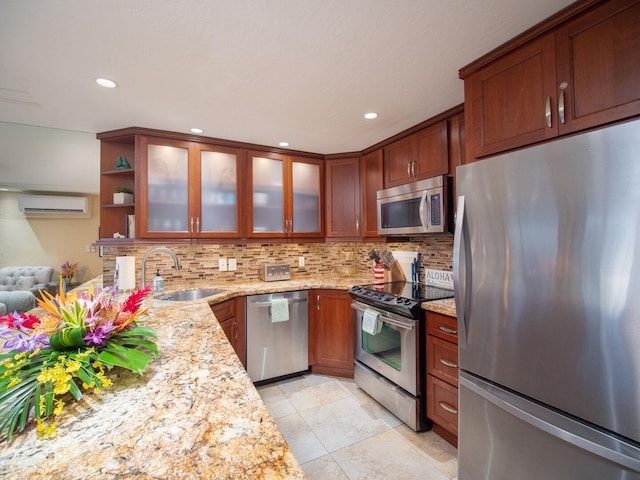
[
  {"left": 0, "top": 274, "right": 375, "bottom": 479},
  {"left": 422, "top": 297, "right": 457, "bottom": 317}
]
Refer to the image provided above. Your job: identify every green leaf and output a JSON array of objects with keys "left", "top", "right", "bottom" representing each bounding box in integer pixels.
[
  {"left": 68, "top": 380, "right": 83, "bottom": 401},
  {"left": 97, "top": 347, "right": 154, "bottom": 375}
]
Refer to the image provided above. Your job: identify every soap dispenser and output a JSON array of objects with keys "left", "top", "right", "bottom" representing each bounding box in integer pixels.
[{"left": 153, "top": 269, "right": 164, "bottom": 293}]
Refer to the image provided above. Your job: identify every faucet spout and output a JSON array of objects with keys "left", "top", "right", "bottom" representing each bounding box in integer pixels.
[{"left": 141, "top": 247, "right": 182, "bottom": 288}]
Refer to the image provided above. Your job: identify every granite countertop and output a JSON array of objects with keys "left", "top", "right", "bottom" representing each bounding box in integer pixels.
[
  {"left": 0, "top": 274, "right": 455, "bottom": 479},
  {"left": 421, "top": 297, "right": 457, "bottom": 317},
  {"left": 0, "top": 274, "right": 374, "bottom": 479}
]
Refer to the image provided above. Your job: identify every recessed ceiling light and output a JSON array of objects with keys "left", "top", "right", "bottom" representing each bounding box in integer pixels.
[
  {"left": 96, "top": 78, "right": 117, "bottom": 88},
  {"left": 190, "top": 128, "right": 204, "bottom": 134},
  {"left": 278, "top": 141, "right": 290, "bottom": 147},
  {"left": 364, "top": 112, "right": 378, "bottom": 120}
]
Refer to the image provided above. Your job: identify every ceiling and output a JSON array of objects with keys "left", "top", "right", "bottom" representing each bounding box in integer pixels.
[{"left": 0, "top": 0, "right": 575, "bottom": 155}]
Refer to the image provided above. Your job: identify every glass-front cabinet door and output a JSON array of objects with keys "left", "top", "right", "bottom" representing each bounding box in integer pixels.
[
  {"left": 248, "top": 152, "right": 323, "bottom": 238},
  {"left": 140, "top": 137, "right": 193, "bottom": 238},
  {"left": 195, "top": 145, "right": 244, "bottom": 239},
  {"left": 140, "top": 138, "right": 244, "bottom": 240}
]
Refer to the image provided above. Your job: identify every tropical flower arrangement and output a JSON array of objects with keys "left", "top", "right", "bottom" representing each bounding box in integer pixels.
[
  {"left": 0, "top": 283, "right": 157, "bottom": 442},
  {"left": 60, "top": 260, "right": 79, "bottom": 281}
]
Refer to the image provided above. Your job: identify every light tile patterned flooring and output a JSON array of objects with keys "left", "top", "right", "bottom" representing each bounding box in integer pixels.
[{"left": 257, "top": 373, "right": 458, "bottom": 480}]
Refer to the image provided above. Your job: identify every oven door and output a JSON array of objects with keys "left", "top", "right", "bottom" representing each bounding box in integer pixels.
[{"left": 352, "top": 301, "right": 418, "bottom": 395}]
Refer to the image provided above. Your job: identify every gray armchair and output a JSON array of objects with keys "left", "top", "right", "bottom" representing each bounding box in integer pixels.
[{"left": 0, "top": 291, "right": 37, "bottom": 315}]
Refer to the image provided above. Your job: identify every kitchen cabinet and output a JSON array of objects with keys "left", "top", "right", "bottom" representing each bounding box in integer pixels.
[
  {"left": 383, "top": 120, "right": 448, "bottom": 188},
  {"left": 426, "top": 311, "right": 458, "bottom": 447},
  {"left": 248, "top": 151, "right": 324, "bottom": 239},
  {"left": 98, "top": 132, "right": 137, "bottom": 240},
  {"left": 211, "top": 297, "right": 246, "bottom": 367},
  {"left": 447, "top": 111, "right": 465, "bottom": 213},
  {"left": 360, "top": 149, "right": 385, "bottom": 240},
  {"left": 462, "top": 0, "right": 640, "bottom": 161},
  {"left": 140, "top": 137, "right": 244, "bottom": 240},
  {"left": 325, "top": 156, "right": 361, "bottom": 239},
  {"left": 309, "top": 289, "right": 354, "bottom": 378}
]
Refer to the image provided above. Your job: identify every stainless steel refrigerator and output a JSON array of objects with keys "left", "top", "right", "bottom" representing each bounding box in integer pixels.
[{"left": 454, "top": 118, "right": 640, "bottom": 479}]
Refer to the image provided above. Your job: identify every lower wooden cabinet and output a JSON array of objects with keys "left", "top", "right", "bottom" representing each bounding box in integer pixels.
[
  {"left": 426, "top": 311, "right": 459, "bottom": 447},
  {"left": 309, "top": 289, "right": 354, "bottom": 378},
  {"left": 211, "top": 297, "right": 246, "bottom": 367}
]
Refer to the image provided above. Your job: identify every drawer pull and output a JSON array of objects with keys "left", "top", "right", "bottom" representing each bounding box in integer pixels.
[
  {"left": 438, "top": 326, "right": 457, "bottom": 335},
  {"left": 439, "top": 401, "right": 458, "bottom": 415},
  {"left": 439, "top": 358, "right": 458, "bottom": 369}
]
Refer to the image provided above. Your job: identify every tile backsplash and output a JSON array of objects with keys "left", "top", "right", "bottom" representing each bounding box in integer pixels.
[{"left": 101, "top": 235, "right": 454, "bottom": 288}]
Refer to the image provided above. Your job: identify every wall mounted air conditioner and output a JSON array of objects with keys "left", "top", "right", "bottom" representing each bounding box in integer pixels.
[{"left": 18, "top": 194, "right": 90, "bottom": 216}]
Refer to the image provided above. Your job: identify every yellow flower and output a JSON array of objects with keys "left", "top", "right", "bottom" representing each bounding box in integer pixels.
[
  {"left": 96, "top": 372, "right": 113, "bottom": 388},
  {"left": 7, "top": 377, "right": 21, "bottom": 388},
  {"left": 65, "top": 359, "right": 82, "bottom": 373},
  {"left": 53, "top": 399, "right": 65, "bottom": 416}
]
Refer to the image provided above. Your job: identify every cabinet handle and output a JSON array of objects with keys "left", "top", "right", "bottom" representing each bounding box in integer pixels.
[
  {"left": 439, "top": 358, "right": 458, "bottom": 369},
  {"left": 190, "top": 217, "right": 194, "bottom": 234},
  {"left": 412, "top": 160, "right": 417, "bottom": 178},
  {"left": 196, "top": 217, "right": 200, "bottom": 233},
  {"left": 558, "top": 82, "right": 567, "bottom": 125},
  {"left": 317, "top": 295, "right": 320, "bottom": 310},
  {"left": 407, "top": 161, "right": 412, "bottom": 178},
  {"left": 438, "top": 326, "right": 457, "bottom": 335},
  {"left": 356, "top": 218, "right": 360, "bottom": 233},
  {"left": 439, "top": 401, "right": 458, "bottom": 415},
  {"left": 545, "top": 96, "right": 552, "bottom": 128}
]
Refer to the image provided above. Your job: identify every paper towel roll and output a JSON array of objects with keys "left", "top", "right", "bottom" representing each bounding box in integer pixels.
[{"left": 116, "top": 256, "right": 136, "bottom": 291}]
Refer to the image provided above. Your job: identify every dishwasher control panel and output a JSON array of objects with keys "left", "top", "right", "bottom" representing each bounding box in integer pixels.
[{"left": 259, "top": 263, "right": 291, "bottom": 282}]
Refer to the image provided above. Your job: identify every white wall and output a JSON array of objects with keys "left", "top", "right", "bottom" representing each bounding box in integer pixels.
[
  {"left": 0, "top": 122, "right": 100, "bottom": 194},
  {"left": 0, "top": 192, "right": 102, "bottom": 282}
]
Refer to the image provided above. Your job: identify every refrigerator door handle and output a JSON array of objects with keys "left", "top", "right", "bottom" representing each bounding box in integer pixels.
[
  {"left": 453, "top": 195, "right": 469, "bottom": 347},
  {"left": 461, "top": 374, "right": 640, "bottom": 473}
]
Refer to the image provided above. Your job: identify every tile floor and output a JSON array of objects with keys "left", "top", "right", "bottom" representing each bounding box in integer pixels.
[{"left": 257, "top": 373, "right": 458, "bottom": 480}]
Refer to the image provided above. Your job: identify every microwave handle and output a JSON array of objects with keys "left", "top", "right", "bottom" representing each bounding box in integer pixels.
[{"left": 419, "top": 190, "right": 429, "bottom": 230}]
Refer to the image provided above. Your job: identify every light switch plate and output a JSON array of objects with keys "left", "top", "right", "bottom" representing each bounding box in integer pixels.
[
  {"left": 219, "top": 258, "right": 228, "bottom": 271},
  {"left": 228, "top": 258, "right": 237, "bottom": 271},
  {"left": 298, "top": 256, "right": 305, "bottom": 267}
]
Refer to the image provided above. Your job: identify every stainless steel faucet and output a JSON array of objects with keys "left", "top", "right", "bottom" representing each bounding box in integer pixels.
[{"left": 140, "top": 247, "right": 182, "bottom": 288}]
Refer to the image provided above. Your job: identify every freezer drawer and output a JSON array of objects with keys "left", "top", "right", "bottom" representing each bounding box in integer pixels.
[{"left": 458, "top": 372, "right": 640, "bottom": 480}]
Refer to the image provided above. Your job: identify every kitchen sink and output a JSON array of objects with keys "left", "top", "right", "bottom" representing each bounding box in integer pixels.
[{"left": 157, "top": 288, "right": 225, "bottom": 301}]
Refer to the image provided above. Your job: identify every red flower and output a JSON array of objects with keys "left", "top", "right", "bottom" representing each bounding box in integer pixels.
[
  {"left": 121, "top": 285, "right": 152, "bottom": 313},
  {"left": 0, "top": 312, "right": 40, "bottom": 330}
]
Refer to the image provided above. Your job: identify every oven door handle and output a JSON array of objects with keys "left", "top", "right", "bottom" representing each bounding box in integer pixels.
[{"left": 351, "top": 301, "right": 415, "bottom": 331}]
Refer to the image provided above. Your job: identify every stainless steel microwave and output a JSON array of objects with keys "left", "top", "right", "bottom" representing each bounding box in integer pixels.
[{"left": 377, "top": 176, "right": 450, "bottom": 235}]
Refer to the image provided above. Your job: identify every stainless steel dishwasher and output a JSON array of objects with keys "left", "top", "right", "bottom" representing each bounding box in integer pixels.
[{"left": 245, "top": 291, "right": 308, "bottom": 383}]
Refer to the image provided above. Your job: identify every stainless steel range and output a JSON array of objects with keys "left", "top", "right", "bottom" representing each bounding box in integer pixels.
[{"left": 350, "top": 281, "right": 454, "bottom": 431}]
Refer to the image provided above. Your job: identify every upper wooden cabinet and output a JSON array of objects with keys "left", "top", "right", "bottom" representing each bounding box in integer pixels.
[
  {"left": 325, "top": 156, "right": 361, "bottom": 239},
  {"left": 462, "top": 0, "right": 640, "bottom": 161},
  {"left": 383, "top": 120, "right": 448, "bottom": 188},
  {"left": 247, "top": 151, "right": 324, "bottom": 239},
  {"left": 360, "top": 149, "right": 385, "bottom": 240},
  {"left": 139, "top": 136, "right": 244, "bottom": 240}
]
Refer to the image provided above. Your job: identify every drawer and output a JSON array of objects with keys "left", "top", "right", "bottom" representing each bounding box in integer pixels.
[
  {"left": 427, "top": 311, "right": 458, "bottom": 343},
  {"left": 427, "top": 375, "right": 458, "bottom": 437},
  {"left": 427, "top": 335, "right": 459, "bottom": 387},
  {"left": 211, "top": 299, "right": 236, "bottom": 322}
]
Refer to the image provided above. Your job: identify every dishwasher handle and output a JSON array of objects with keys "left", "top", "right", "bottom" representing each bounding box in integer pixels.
[{"left": 249, "top": 298, "right": 307, "bottom": 308}]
